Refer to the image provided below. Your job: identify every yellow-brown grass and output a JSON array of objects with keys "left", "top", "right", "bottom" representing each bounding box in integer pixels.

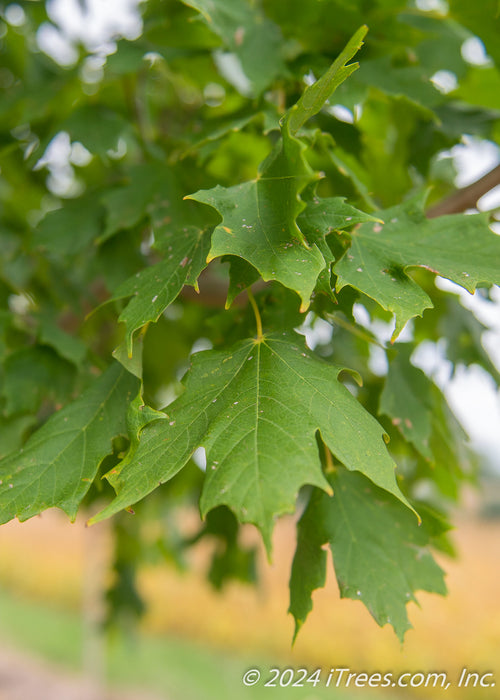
[{"left": 0, "top": 504, "right": 498, "bottom": 699}]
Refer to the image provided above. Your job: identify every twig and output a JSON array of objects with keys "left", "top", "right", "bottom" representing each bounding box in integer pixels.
[{"left": 426, "top": 164, "right": 500, "bottom": 218}]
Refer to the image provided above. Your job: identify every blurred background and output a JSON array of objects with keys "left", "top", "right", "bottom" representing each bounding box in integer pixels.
[
  {"left": 1, "top": 495, "right": 500, "bottom": 699},
  {"left": 1, "top": 0, "right": 500, "bottom": 698}
]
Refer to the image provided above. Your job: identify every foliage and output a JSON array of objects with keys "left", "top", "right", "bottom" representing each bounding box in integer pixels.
[{"left": 1, "top": 0, "right": 499, "bottom": 641}]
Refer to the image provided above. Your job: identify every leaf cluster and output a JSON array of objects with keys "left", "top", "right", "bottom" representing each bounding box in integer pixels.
[{"left": 1, "top": 0, "right": 499, "bottom": 640}]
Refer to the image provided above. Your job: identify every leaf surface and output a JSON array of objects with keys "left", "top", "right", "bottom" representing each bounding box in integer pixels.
[
  {"left": 188, "top": 141, "right": 325, "bottom": 311},
  {"left": 379, "top": 345, "right": 434, "bottom": 461},
  {"left": 35, "top": 196, "right": 105, "bottom": 256},
  {"left": 381, "top": 345, "right": 474, "bottom": 499},
  {"left": 2, "top": 346, "right": 76, "bottom": 416},
  {"left": 284, "top": 25, "right": 367, "bottom": 135},
  {"left": 92, "top": 332, "right": 412, "bottom": 550},
  {"left": 334, "top": 195, "right": 500, "bottom": 337},
  {"left": 112, "top": 219, "right": 211, "bottom": 354},
  {"left": 289, "top": 469, "right": 446, "bottom": 642},
  {"left": 0, "top": 363, "right": 139, "bottom": 524},
  {"left": 100, "top": 163, "right": 173, "bottom": 243}
]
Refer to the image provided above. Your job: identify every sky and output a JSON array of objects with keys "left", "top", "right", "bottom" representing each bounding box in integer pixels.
[{"left": 6, "top": 0, "right": 500, "bottom": 472}]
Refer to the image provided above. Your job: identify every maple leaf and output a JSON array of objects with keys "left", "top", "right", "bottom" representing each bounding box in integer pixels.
[
  {"left": 187, "top": 133, "right": 326, "bottom": 312},
  {"left": 187, "top": 27, "right": 368, "bottom": 312},
  {"left": 91, "top": 331, "right": 413, "bottom": 552},
  {"left": 334, "top": 194, "right": 500, "bottom": 338},
  {"left": 380, "top": 344, "right": 475, "bottom": 499},
  {"left": 298, "top": 195, "right": 382, "bottom": 298},
  {"left": 112, "top": 217, "right": 211, "bottom": 355},
  {"left": 289, "top": 469, "right": 447, "bottom": 642},
  {"left": 0, "top": 363, "right": 139, "bottom": 524}
]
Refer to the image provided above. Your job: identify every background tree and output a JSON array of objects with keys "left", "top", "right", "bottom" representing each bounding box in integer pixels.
[{"left": 1, "top": 0, "right": 499, "bottom": 642}]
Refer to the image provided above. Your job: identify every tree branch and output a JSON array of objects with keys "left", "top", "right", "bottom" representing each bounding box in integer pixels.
[{"left": 426, "top": 164, "right": 500, "bottom": 218}]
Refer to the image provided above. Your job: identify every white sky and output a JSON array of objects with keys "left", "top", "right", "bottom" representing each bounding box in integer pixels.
[{"left": 37, "top": 0, "right": 143, "bottom": 63}]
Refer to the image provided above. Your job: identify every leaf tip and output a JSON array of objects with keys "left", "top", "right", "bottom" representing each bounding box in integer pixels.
[{"left": 291, "top": 618, "right": 302, "bottom": 646}]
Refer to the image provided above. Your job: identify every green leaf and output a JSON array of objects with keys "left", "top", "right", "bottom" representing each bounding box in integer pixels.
[
  {"left": 187, "top": 135, "right": 325, "bottom": 312},
  {"left": 0, "top": 363, "right": 139, "bottom": 524},
  {"left": 91, "top": 331, "right": 413, "bottom": 551},
  {"left": 379, "top": 342, "right": 474, "bottom": 490},
  {"left": 0, "top": 414, "right": 37, "bottom": 460},
  {"left": 1, "top": 346, "right": 76, "bottom": 416},
  {"left": 355, "top": 57, "right": 441, "bottom": 114},
  {"left": 223, "top": 256, "right": 260, "bottom": 308},
  {"left": 299, "top": 195, "right": 381, "bottom": 238},
  {"left": 38, "top": 317, "right": 87, "bottom": 366},
  {"left": 283, "top": 25, "right": 367, "bottom": 135},
  {"left": 61, "top": 105, "right": 131, "bottom": 157},
  {"left": 187, "top": 30, "right": 371, "bottom": 310},
  {"left": 454, "top": 65, "right": 500, "bottom": 111},
  {"left": 333, "top": 194, "right": 500, "bottom": 338},
  {"left": 296, "top": 195, "right": 381, "bottom": 298},
  {"left": 111, "top": 220, "right": 211, "bottom": 355},
  {"left": 185, "top": 112, "right": 265, "bottom": 156},
  {"left": 439, "top": 298, "right": 500, "bottom": 381},
  {"left": 379, "top": 344, "right": 434, "bottom": 461},
  {"left": 424, "top": 389, "right": 475, "bottom": 499},
  {"left": 35, "top": 195, "right": 105, "bottom": 256},
  {"left": 181, "top": 0, "right": 286, "bottom": 95},
  {"left": 100, "top": 163, "right": 170, "bottom": 243},
  {"left": 289, "top": 469, "right": 446, "bottom": 642}
]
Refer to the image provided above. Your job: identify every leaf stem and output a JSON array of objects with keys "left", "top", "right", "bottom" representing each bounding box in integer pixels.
[
  {"left": 247, "top": 289, "right": 263, "bottom": 340},
  {"left": 323, "top": 442, "right": 335, "bottom": 475},
  {"left": 325, "top": 312, "right": 385, "bottom": 348}
]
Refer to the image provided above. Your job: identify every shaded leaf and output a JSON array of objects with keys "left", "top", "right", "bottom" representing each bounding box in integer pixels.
[
  {"left": 181, "top": 0, "right": 286, "bottom": 95},
  {"left": 290, "top": 469, "right": 446, "bottom": 642},
  {"left": 379, "top": 344, "right": 434, "bottom": 461},
  {"left": 223, "top": 256, "right": 260, "bottom": 307},
  {"left": 0, "top": 414, "right": 37, "bottom": 460},
  {"left": 35, "top": 195, "right": 105, "bottom": 256},
  {"left": 1, "top": 346, "right": 76, "bottom": 416},
  {"left": 61, "top": 105, "right": 131, "bottom": 157},
  {"left": 100, "top": 163, "right": 171, "bottom": 242},
  {"left": 38, "top": 317, "right": 87, "bottom": 366},
  {"left": 0, "top": 363, "right": 139, "bottom": 524},
  {"left": 449, "top": 0, "right": 500, "bottom": 68},
  {"left": 111, "top": 221, "right": 211, "bottom": 355}
]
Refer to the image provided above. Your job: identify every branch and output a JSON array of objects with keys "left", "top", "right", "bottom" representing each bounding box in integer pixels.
[{"left": 426, "top": 164, "right": 500, "bottom": 218}]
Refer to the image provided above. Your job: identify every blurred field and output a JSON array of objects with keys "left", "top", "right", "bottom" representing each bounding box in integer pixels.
[{"left": 0, "top": 499, "right": 499, "bottom": 700}]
